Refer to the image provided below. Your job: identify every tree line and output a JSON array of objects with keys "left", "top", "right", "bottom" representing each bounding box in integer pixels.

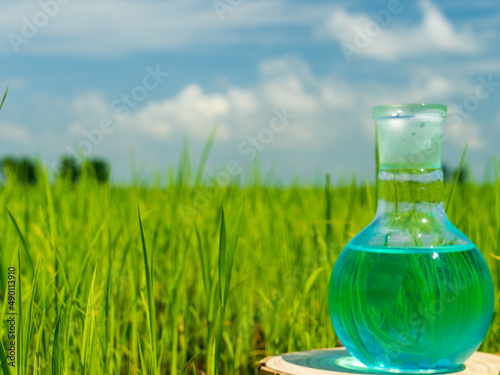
[{"left": 0, "top": 156, "right": 110, "bottom": 185}]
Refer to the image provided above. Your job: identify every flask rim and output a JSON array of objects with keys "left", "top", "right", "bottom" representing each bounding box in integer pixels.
[{"left": 372, "top": 103, "right": 447, "bottom": 119}]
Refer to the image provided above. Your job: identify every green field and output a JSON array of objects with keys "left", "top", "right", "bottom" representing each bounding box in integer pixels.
[{"left": 0, "top": 159, "right": 499, "bottom": 374}]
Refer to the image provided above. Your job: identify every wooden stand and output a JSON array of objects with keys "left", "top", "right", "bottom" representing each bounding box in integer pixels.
[{"left": 259, "top": 348, "right": 500, "bottom": 375}]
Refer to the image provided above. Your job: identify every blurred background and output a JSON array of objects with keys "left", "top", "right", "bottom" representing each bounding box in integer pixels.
[
  {"left": 0, "top": 0, "right": 498, "bottom": 183},
  {"left": 1, "top": 2, "right": 499, "bottom": 374}
]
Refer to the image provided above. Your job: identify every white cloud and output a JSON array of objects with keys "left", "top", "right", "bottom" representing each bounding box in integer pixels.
[
  {"left": 126, "top": 84, "right": 232, "bottom": 140},
  {"left": 110, "top": 56, "right": 360, "bottom": 150},
  {"left": 465, "top": 61, "right": 500, "bottom": 73},
  {"left": 0, "top": 121, "right": 29, "bottom": 142},
  {"left": 72, "top": 92, "right": 110, "bottom": 118},
  {"left": 1, "top": 55, "right": 495, "bottom": 181},
  {"left": 0, "top": 0, "right": 333, "bottom": 56},
  {"left": 323, "top": 0, "right": 482, "bottom": 61},
  {"left": 257, "top": 58, "right": 355, "bottom": 111},
  {"left": 61, "top": 56, "right": 482, "bottom": 159},
  {"left": 444, "top": 120, "right": 484, "bottom": 150},
  {"left": 7, "top": 55, "right": 488, "bottom": 151}
]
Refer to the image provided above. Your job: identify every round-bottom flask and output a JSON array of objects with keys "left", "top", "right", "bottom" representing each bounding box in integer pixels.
[{"left": 328, "top": 104, "right": 494, "bottom": 373}]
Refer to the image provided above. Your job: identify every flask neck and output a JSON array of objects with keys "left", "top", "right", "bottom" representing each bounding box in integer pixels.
[
  {"left": 354, "top": 165, "right": 471, "bottom": 248},
  {"left": 363, "top": 104, "right": 472, "bottom": 248},
  {"left": 376, "top": 168, "right": 445, "bottom": 216}
]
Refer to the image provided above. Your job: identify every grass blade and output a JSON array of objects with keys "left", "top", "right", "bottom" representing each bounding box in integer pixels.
[
  {"left": 223, "top": 204, "right": 243, "bottom": 309},
  {"left": 446, "top": 144, "right": 468, "bottom": 212},
  {"left": 6, "top": 209, "right": 34, "bottom": 274},
  {"left": 180, "top": 353, "right": 199, "bottom": 375},
  {"left": 195, "top": 226, "right": 210, "bottom": 296},
  {"left": 213, "top": 308, "right": 224, "bottom": 375},
  {"left": 194, "top": 125, "right": 218, "bottom": 187},
  {"left": 22, "top": 259, "right": 40, "bottom": 373},
  {"left": 218, "top": 210, "right": 227, "bottom": 307},
  {"left": 137, "top": 332, "right": 148, "bottom": 375},
  {"left": 33, "top": 310, "right": 45, "bottom": 375},
  {"left": 0, "top": 86, "right": 8, "bottom": 111},
  {"left": 138, "top": 207, "right": 157, "bottom": 374},
  {"left": 52, "top": 314, "right": 62, "bottom": 375},
  {"left": 0, "top": 340, "right": 11, "bottom": 375},
  {"left": 213, "top": 209, "right": 227, "bottom": 375},
  {"left": 81, "top": 267, "right": 97, "bottom": 368},
  {"left": 214, "top": 204, "right": 243, "bottom": 374},
  {"left": 325, "top": 173, "right": 332, "bottom": 246},
  {"left": 343, "top": 176, "right": 358, "bottom": 241}
]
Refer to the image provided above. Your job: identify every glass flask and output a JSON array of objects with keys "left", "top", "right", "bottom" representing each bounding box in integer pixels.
[{"left": 328, "top": 104, "right": 494, "bottom": 373}]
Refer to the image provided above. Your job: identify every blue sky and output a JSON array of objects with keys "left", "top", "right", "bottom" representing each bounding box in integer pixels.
[{"left": 0, "top": 0, "right": 499, "bottom": 183}]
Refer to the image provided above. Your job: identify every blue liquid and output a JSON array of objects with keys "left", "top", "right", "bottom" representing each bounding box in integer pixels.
[{"left": 329, "top": 245, "right": 494, "bottom": 373}]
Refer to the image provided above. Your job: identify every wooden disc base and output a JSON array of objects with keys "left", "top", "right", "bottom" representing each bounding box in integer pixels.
[{"left": 259, "top": 348, "right": 500, "bottom": 375}]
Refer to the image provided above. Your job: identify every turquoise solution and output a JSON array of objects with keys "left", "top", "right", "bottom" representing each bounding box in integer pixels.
[{"left": 329, "top": 244, "right": 494, "bottom": 373}]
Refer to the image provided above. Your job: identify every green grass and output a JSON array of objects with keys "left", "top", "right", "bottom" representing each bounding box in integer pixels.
[
  {"left": 0, "top": 161, "right": 498, "bottom": 374},
  {"left": 0, "top": 86, "right": 498, "bottom": 374}
]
